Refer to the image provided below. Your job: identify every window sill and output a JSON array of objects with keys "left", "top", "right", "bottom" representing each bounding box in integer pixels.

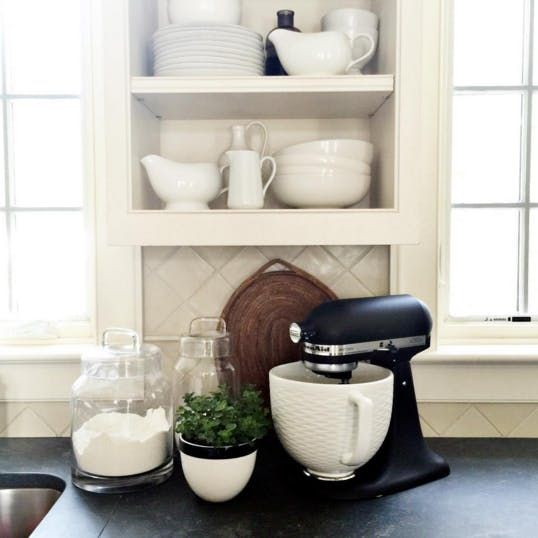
[
  {"left": 0, "top": 343, "right": 93, "bottom": 365},
  {"left": 414, "top": 344, "right": 538, "bottom": 365}
]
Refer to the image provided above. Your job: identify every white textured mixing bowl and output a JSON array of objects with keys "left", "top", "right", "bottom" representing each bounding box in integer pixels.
[
  {"left": 272, "top": 171, "right": 371, "bottom": 208},
  {"left": 270, "top": 362, "right": 393, "bottom": 480}
]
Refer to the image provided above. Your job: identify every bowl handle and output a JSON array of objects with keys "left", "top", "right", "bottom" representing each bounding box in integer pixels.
[{"left": 341, "top": 391, "right": 373, "bottom": 466}]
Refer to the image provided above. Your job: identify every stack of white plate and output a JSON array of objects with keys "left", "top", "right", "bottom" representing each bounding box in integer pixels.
[
  {"left": 272, "top": 139, "right": 374, "bottom": 209},
  {"left": 153, "top": 24, "right": 265, "bottom": 76}
]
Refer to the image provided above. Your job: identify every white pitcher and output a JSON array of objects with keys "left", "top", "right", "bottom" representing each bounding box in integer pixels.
[
  {"left": 220, "top": 150, "right": 277, "bottom": 210},
  {"left": 229, "top": 121, "right": 269, "bottom": 157}
]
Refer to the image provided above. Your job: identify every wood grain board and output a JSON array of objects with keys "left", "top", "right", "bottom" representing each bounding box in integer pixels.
[{"left": 221, "top": 259, "right": 337, "bottom": 402}]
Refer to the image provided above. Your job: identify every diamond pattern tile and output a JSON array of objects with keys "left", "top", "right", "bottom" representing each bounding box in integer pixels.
[
  {"left": 156, "top": 247, "right": 213, "bottom": 301},
  {"left": 293, "top": 247, "right": 345, "bottom": 286},
  {"left": 143, "top": 245, "right": 386, "bottom": 338}
]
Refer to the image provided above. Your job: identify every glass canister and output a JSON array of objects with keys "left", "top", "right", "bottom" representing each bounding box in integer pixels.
[
  {"left": 71, "top": 329, "right": 174, "bottom": 493},
  {"left": 173, "top": 318, "right": 238, "bottom": 439}
]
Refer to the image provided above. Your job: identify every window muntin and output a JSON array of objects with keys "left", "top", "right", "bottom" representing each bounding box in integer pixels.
[
  {"left": 449, "top": 0, "right": 537, "bottom": 318},
  {"left": 0, "top": 0, "right": 89, "bottom": 332}
]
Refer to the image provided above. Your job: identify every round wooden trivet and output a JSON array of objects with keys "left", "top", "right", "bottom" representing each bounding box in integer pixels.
[{"left": 221, "top": 259, "right": 337, "bottom": 403}]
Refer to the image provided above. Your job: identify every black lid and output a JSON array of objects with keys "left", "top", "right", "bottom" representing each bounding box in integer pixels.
[{"left": 277, "top": 10, "right": 295, "bottom": 28}]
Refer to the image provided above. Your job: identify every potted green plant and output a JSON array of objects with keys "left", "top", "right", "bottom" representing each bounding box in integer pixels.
[{"left": 176, "top": 385, "right": 270, "bottom": 503}]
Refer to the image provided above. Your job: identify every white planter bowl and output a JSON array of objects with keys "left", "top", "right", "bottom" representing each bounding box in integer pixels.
[
  {"left": 272, "top": 172, "right": 371, "bottom": 208},
  {"left": 179, "top": 437, "right": 257, "bottom": 503},
  {"left": 167, "top": 0, "right": 242, "bottom": 26},
  {"left": 270, "top": 362, "right": 393, "bottom": 480},
  {"left": 275, "top": 139, "right": 374, "bottom": 164}
]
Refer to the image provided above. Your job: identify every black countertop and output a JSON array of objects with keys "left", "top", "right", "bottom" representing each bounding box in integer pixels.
[{"left": 1, "top": 438, "right": 538, "bottom": 538}]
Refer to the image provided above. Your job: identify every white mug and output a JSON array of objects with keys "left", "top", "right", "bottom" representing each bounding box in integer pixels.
[
  {"left": 220, "top": 150, "right": 277, "bottom": 210},
  {"left": 322, "top": 8, "right": 379, "bottom": 73},
  {"left": 270, "top": 362, "right": 393, "bottom": 480}
]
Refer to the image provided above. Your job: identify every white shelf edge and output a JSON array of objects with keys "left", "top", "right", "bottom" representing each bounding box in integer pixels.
[{"left": 131, "top": 74, "right": 395, "bottom": 95}]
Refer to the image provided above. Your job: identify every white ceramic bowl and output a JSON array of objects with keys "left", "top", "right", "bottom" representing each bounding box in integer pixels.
[
  {"left": 141, "top": 155, "right": 223, "bottom": 211},
  {"left": 276, "top": 139, "right": 374, "bottom": 164},
  {"left": 272, "top": 172, "right": 371, "bottom": 208},
  {"left": 277, "top": 165, "right": 370, "bottom": 177},
  {"left": 167, "top": 0, "right": 242, "bottom": 26},
  {"left": 270, "top": 362, "right": 393, "bottom": 480},
  {"left": 275, "top": 154, "right": 371, "bottom": 175},
  {"left": 321, "top": 8, "right": 379, "bottom": 32}
]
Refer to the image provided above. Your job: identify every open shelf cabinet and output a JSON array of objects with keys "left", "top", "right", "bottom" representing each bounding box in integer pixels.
[{"left": 103, "top": 0, "right": 423, "bottom": 246}]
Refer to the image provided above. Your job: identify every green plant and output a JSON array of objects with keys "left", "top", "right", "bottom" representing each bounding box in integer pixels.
[{"left": 176, "top": 385, "right": 271, "bottom": 448}]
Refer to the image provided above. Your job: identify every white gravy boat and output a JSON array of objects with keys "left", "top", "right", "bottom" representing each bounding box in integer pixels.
[
  {"left": 141, "top": 155, "right": 223, "bottom": 211},
  {"left": 270, "top": 29, "right": 375, "bottom": 76}
]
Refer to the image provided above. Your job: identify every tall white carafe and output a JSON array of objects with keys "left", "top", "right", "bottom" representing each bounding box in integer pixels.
[{"left": 220, "top": 150, "right": 277, "bottom": 210}]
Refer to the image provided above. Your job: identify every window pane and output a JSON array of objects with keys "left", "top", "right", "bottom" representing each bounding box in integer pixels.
[
  {"left": 0, "top": 218, "right": 8, "bottom": 317},
  {"left": 0, "top": 109, "right": 4, "bottom": 208},
  {"left": 530, "top": 210, "right": 538, "bottom": 313},
  {"left": 450, "top": 209, "right": 520, "bottom": 316},
  {"left": 452, "top": 93, "right": 523, "bottom": 204},
  {"left": 9, "top": 100, "right": 83, "bottom": 208},
  {"left": 453, "top": 0, "right": 526, "bottom": 86},
  {"left": 4, "top": 0, "right": 82, "bottom": 94},
  {"left": 531, "top": 92, "right": 538, "bottom": 203},
  {"left": 10, "top": 212, "right": 87, "bottom": 320}
]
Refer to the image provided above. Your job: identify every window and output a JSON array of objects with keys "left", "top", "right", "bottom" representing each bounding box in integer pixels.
[
  {"left": 0, "top": 0, "right": 92, "bottom": 340},
  {"left": 447, "top": 0, "right": 538, "bottom": 320}
]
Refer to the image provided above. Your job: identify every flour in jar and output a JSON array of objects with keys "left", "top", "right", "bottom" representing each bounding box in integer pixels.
[{"left": 72, "top": 408, "right": 171, "bottom": 477}]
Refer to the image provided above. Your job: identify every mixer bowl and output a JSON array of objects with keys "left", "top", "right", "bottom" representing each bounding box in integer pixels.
[{"left": 270, "top": 362, "right": 393, "bottom": 480}]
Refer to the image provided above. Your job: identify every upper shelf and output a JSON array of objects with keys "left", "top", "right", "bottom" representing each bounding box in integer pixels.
[{"left": 131, "top": 75, "right": 394, "bottom": 120}]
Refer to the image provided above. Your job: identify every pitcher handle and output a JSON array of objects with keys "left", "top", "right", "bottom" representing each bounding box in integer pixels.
[
  {"left": 218, "top": 164, "right": 229, "bottom": 197},
  {"left": 260, "top": 156, "right": 277, "bottom": 197},
  {"left": 247, "top": 121, "right": 269, "bottom": 157},
  {"left": 340, "top": 391, "right": 373, "bottom": 466},
  {"left": 345, "top": 33, "right": 376, "bottom": 74}
]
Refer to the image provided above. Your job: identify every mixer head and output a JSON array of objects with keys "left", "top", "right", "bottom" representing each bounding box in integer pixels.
[{"left": 289, "top": 295, "right": 433, "bottom": 383}]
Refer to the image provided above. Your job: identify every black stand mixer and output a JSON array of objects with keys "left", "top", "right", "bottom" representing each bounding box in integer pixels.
[{"left": 285, "top": 294, "right": 450, "bottom": 500}]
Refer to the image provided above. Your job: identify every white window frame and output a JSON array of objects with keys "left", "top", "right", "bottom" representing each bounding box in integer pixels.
[
  {"left": 393, "top": 0, "right": 538, "bottom": 403},
  {"left": 0, "top": 0, "right": 140, "bottom": 368}
]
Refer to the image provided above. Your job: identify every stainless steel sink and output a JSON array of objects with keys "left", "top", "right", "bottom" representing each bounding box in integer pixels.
[{"left": 0, "top": 474, "right": 65, "bottom": 538}]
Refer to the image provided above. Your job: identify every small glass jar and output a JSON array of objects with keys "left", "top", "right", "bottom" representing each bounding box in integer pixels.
[
  {"left": 71, "top": 329, "right": 174, "bottom": 493},
  {"left": 173, "top": 318, "right": 238, "bottom": 441}
]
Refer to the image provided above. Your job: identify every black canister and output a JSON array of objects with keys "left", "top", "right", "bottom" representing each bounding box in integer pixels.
[{"left": 265, "top": 10, "right": 301, "bottom": 76}]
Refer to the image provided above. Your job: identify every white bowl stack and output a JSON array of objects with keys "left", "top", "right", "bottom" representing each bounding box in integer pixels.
[
  {"left": 272, "top": 139, "right": 374, "bottom": 208},
  {"left": 152, "top": 25, "right": 265, "bottom": 77}
]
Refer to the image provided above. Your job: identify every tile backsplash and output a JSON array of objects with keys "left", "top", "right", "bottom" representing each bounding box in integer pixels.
[
  {"left": 143, "top": 245, "right": 390, "bottom": 338},
  {"left": 6, "top": 400, "right": 538, "bottom": 439}
]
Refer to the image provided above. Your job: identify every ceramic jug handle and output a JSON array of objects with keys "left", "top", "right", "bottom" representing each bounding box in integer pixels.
[
  {"left": 260, "top": 156, "right": 277, "bottom": 197},
  {"left": 218, "top": 164, "right": 229, "bottom": 197},
  {"left": 346, "top": 34, "right": 376, "bottom": 74},
  {"left": 340, "top": 391, "right": 373, "bottom": 467},
  {"left": 247, "top": 121, "right": 269, "bottom": 157}
]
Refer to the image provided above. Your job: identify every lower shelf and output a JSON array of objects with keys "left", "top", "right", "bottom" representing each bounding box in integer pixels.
[{"left": 107, "top": 209, "right": 419, "bottom": 246}]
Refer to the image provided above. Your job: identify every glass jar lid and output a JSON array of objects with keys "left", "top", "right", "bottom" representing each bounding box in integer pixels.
[
  {"left": 82, "top": 328, "right": 161, "bottom": 363},
  {"left": 179, "top": 318, "right": 231, "bottom": 359}
]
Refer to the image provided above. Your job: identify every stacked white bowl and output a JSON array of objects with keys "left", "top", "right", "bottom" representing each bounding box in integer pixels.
[
  {"left": 152, "top": 25, "right": 265, "bottom": 77},
  {"left": 272, "top": 139, "right": 374, "bottom": 208}
]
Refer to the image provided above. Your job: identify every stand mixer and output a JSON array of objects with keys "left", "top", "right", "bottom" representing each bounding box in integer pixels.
[{"left": 283, "top": 294, "right": 450, "bottom": 500}]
